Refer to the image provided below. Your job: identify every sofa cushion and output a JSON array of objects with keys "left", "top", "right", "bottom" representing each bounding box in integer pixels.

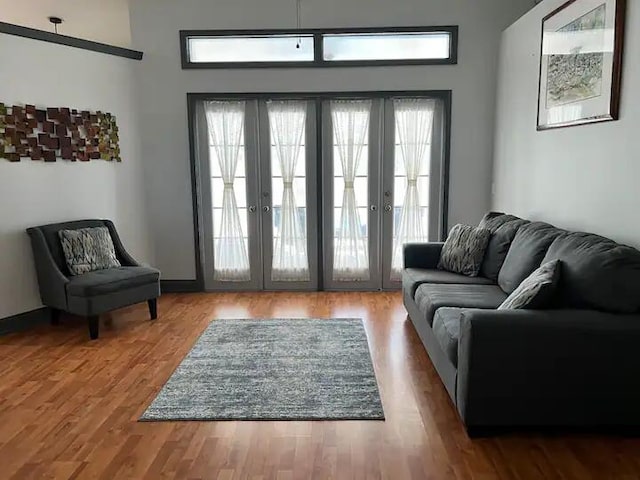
[
  {"left": 414, "top": 283, "right": 508, "bottom": 326},
  {"left": 402, "top": 268, "right": 494, "bottom": 297},
  {"left": 499, "top": 260, "right": 561, "bottom": 310},
  {"left": 432, "top": 307, "right": 464, "bottom": 367},
  {"left": 478, "top": 212, "right": 522, "bottom": 231},
  {"left": 438, "top": 224, "right": 491, "bottom": 277},
  {"left": 498, "top": 222, "right": 564, "bottom": 294},
  {"left": 480, "top": 219, "right": 529, "bottom": 282},
  {"left": 542, "top": 232, "right": 640, "bottom": 313},
  {"left": 66, "top": 266, "right": 160, "bottom": 297}
]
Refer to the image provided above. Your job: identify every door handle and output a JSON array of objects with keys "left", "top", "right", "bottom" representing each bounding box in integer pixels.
[
  {"left": 248, "top": 206, "right": 257, "bottom": 213},
  {"left": 384, "top": 204, "right": 392, "bottom": 212},
  {"left": 370, "top": 205, "right": 378, "bottom": 212},
  {"left": 263, "top": 205, "right": 271, "bottom": 213}
]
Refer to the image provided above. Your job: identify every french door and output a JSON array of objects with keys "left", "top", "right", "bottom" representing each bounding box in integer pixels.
[
  {"left": 322, "top": 97, "right": 444, "bottom": 290},
  {"left": 196, "top": 98, "right": 318, "bottom": 291},
  {"left": 193, "top": 93, "right": 446, "bottom": 291}
]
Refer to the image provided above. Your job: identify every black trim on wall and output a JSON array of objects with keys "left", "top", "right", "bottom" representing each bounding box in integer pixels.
[
  {"left": 0, "top": 21, "right": 143, "bottom": 60},
  {"left": 180, "top": 26, "right": 458, "bottom": 69},
  {"left": 0, "top": 307, "right": 50, "bottom": 336},
  {"left": 186, "top": 101, "right": 206, "bottom": 292},
  {"left": 441, "top": 93, "right": 452, "bottom": 238},
  {"left": 187, "top": 90, "right": 452, "bottom": 290},
  {"left": 161, "top": 280, "right": 202, "bottom": 293}
]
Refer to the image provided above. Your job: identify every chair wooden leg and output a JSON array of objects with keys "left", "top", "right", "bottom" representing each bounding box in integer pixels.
[
  {"left": 148, "top": 298, "right": 158, "bottom": 320},
  {"left": 88, "top": 316, "right": 99, "bottom": 340},
  {"left": 50, "top": 309, "right": 61, "bottom": 326}
]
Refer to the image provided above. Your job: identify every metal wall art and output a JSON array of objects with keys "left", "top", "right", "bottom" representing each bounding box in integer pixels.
[{"left": 0, "top": 102, "right": 121, "bottom": 162}]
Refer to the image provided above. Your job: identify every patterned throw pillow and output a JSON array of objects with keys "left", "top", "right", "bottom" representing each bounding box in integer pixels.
[
  {"left": 58, "top": 227, "right": 121, "bottom": 276},
  {"left": 498, "top": 260, "right": 561, "bottom": 310},
  {"left": 437, "top": 224, "right": 491, "bottom": 277}
]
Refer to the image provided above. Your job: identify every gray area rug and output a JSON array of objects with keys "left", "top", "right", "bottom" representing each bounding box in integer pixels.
[{"left": 140, "top": 318, "right": 384, "bottom": 421}]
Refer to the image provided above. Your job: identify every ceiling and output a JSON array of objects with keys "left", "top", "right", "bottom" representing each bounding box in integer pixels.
[{"left": 0, "top": 0, "right": 131, "bottom": 47}]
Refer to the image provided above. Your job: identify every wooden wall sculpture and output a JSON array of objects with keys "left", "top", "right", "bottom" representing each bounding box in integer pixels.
[{"left": 0, "top": 102, "right": 121, "bottom": 163}]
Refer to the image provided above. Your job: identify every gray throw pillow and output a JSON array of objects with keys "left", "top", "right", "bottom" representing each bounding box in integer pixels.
[
  {"left": 438, "top": 224, "right": 491, "bottom": 277},
  {"left": 58, "top": 227, "right": 121, "bottom": 276},
  {"left": 498, "top": 260, "right": 561, "bottom": 310}
]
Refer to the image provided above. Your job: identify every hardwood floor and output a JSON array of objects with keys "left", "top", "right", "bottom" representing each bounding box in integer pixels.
[{"left": 1, "top": 292, "right": 640, "bottom": 479}]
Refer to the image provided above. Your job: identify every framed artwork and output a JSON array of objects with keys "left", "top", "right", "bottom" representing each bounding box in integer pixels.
[{"left": 537, "top": 0, "right": 626, "bottom": 130}]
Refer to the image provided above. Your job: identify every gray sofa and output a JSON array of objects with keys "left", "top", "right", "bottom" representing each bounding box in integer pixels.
[
  {"left": 27, "top": 219, "right": 160, "bottom": 340},
  {"left": 403, "top": 212, "right": 640, "bottom": 433}
]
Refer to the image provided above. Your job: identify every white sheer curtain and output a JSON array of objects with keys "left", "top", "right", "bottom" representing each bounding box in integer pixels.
[
  {"left": 332, "top": 99, "right": 371, "bottom": 281},
  {"left": 205, "top": 101, "right": 251, "bottom": 282},
  {"left": 268, "top": 101, "right": 309, "bottom": 281},
  {"left": 391, "top": 98, "right": 435, "bottom": 279}
]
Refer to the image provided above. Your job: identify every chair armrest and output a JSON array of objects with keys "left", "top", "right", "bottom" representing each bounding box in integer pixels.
[
  {"left": 403, "top": 242, "right": 444, "bottom": 269},
  {"left": 26, "top": 228, "right": 69, "bottom": 310},
  {"left": 104, "top": 220, "right": 140, "bottom": 267},
  {"left": 456, "top": 308, "right": 640, "bottom": 427}
]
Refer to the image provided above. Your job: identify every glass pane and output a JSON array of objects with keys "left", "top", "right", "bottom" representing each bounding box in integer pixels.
[
  {"left": 211, "top": 177, "right": 247, "bottom": 209},
  {"left": 209, "top": 146, "right": 222, "bottom": 177},
  {"left": 189, "top": 35, "right": 314, "bottom": 63},
  {"left": 211, "top": 177, "right": 223, "bottom": 208},
  {"left": 354, "top": 177, "right": 368, "bottom": 207},
  {"left": 357, "top": 207, "right": 369, "bottom": 237},
  {"left": 395, "top": 145, "right": 431, "bottom": 176},
  {"left": 334, "top": 177, "right": 369, "bottom": 209},
  {"left": 391, "top": 178, "right": 430, "bottom": 210},
  {"left": 356, "top": 150, "right": 368, "bottom": 176},
  {"left": 205, "top": 101, "right": 251, "bottom": 282},
  {"left": 210, "top": 145, "right": 246, "bottom": 178},
  {"left": 330, "top": 100, "right": 371, "bottom": 282},
  {"left": 293, "top": 178, "right": 307, "bottom": 207},
  {"left": 212, "top": 208, "right": 248, "bottom": 240},
  {"left": 418, "top": 176, "right": 430, "bottom": 207},
  {"left": 390, "top": 98, "right": 435, "bottom": 280},
  {"left": 323, "top": 32, "right": 451, "bottom": 61},
  {"left": 268, "top": 101, "right": 310, "bottom": 282},
  {"left": 393, "top": 177, "right": 406, "bottom": 207}
]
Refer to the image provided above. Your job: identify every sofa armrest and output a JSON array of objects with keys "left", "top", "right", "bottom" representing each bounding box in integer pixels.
[
  {"left": 403, "top": 242, "right": 444, "bottom": 269},
  {"left": 26, "top": 228, "right": 69, "bottom": 310},
  {"left": 104, "top": 220, "right": 140, "bottom": 267},
  {"left": 457, "top": 308, "right": 640, "bottom": 428}
]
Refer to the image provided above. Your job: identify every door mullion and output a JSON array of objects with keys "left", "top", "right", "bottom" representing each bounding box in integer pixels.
[
  {"left": 246, "top": 100, "right": 264, "bottom": 290},
  {"left": 368, "top": 99, "right": 384, "bottom": 291},
  {"left": 381, "top": 98, "right": 399, "bottom": 289}
]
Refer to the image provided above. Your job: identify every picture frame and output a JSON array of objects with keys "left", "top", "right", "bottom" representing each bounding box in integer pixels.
[{"left": 537, "top": 0, "right": 626, "bottom": 130}]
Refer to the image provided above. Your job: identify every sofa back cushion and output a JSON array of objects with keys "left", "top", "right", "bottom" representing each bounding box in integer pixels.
[
  {"left": 478, "top": 211, "right": 522, "bottom": 231},
  {"left": 479, "top": 214, "right": 529, "bottom": 281},
  {"left": 498, "top": 222, "right": 564, "bottom": 294},
  {"left": 542, "top": 232, "right": 640, "bottom": 313}
]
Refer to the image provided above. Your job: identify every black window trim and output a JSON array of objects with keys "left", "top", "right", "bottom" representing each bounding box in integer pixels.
[{"left": 180, "top": 26, "right": 458, "bottom": 69}]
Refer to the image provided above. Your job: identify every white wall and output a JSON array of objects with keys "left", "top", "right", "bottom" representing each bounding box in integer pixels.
[
  {"left": 0, "top": 33, "right": 152, "bottom": 319},
  {"left": 493, "top": 0, "right": 640, "bottom": 248},
  {"left": 130, "top": 0, "right": 534, "bottom": 280}
]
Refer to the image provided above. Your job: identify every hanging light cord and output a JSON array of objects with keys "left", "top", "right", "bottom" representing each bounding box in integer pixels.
[{"left": 296, "top": 0, "right": 301, "bottom": 48}]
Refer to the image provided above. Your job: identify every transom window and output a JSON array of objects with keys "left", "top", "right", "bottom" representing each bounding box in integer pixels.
[{"left": 181, "top": 27, "right": 458, "bottom": 68}]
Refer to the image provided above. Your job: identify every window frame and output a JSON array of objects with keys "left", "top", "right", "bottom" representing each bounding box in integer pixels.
[{"left": 180, "top": 26, "right": 458, "bottom": 69}]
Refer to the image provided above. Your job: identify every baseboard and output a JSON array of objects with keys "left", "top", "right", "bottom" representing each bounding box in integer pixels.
[
  {"left": 161, "top": 280, "right": 201, "bottom": 293},
  {"left": 0, "top": 307, "right": 50, "bottom": 336}
]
